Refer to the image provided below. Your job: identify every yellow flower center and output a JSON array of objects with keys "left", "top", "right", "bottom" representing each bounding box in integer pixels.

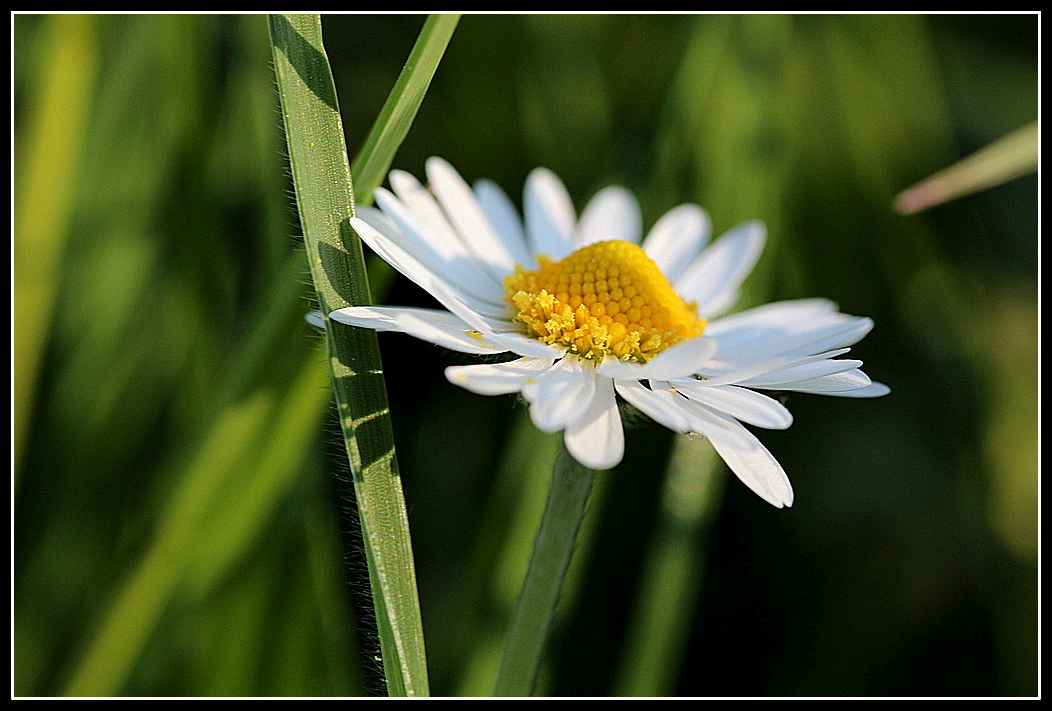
[{"left": 504, "top": 240, "right": 706, "bottom": 362}]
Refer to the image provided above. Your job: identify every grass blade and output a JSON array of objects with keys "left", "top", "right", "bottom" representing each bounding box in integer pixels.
[
  {"left": 13, "top": 14, "right": 98, "bottom": 475},
  {"left": 269, "top": 13, "right": 430, "bottom": 696},
  {"left": 351, "top": 14, "right": 461, "bottom": 204},
  {"left": 894, "top": 120, "right": 1038, "bottom": 214}
]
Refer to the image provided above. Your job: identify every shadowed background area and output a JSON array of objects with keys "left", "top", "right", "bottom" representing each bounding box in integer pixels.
[{"left": 14, "top": 13, "right": 1036, "bottom": 697}]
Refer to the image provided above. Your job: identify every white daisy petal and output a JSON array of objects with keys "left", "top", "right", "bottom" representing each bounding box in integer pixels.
[
  {"left": 615, "top": 379, "right": 694, "bottom": 433},
  {"left": 652, "top": 395, "right": 793, "bottom": 507},
  {"left": 616, "top": 380, "right": 755, "bottom": 450},
  {"left": 675, "top": 220, "right": 766, "bottom": 319},
  {"left": 484, "top": 331, "right": 568, "bottom": 359},
  {"left": 593, "top": 358, "right": 645, "bottom": 381},
  {"left": 641, "top": 203, "right": 711, "bottom": 283},
  {"left": 778, "top": 319, "right": 875, "bottom": 359},
  {"left": 598, "top": 336, "right": 718, "bottom": 382},
  {"left": 696, "top": 349, "right": 853, "bottom": 384},
  {"left": 764, "top": 368, "right": 874, "bottom": 393},
  {"left": 705, "top": 418, "right": 795, "bottom": 508},
  {"left": 523, "top": 358, "right": 596, "bottom": 433},
  {"left": 823, "top": 382, "right": 891, "bottom": 398},
  {"left": 669, "top": 395, "right": 760, "bottom": 451},
  {"left": 426, "top": 157, "right": 522, "bottom": 277},
  {"left": 703, "top": 299, "right": 874, "bottom": 360},
  {"left": 329, "top": 305, "right": 509, "bottom": 355},
  {"left": 564, "top": 375, "right": 623, "bottom": 470},
  {"left": 703, "top": 298, "right": 840, "bottom": 338},
  {"left": 445, "top": 357, "right": 554, "bottom": 396},
  {"left": 672, "top": 382, "right": 794, "bottom": 430},
  {"left": 474, "top": 178, "right": 535, "bottom": 269},
  {"left": 364, "top": 193, "right": 507, "bottom": 316},
  {"left": 575, "top": 185, "right": 642, "bottom": 248},
  {"left": 524, "top": 167, "right": 576, "bottom": 259},
  {"left": 636, "top": 336, "right": 719, "bottom": 380},
  {"left": 711, "top": 313, "right": 873, "bottom": 363},
  {"left": 376, "top": 180, "right": 505, "bottom": 299},
  {"left": 692, "top": 356, "right": 796, "bottom": 386},
  {"left": 734, "top": 357, "right": 864, "bottom": 388},
  {"left": 350, "top": 215, "right": 509, "bottom": 324}
]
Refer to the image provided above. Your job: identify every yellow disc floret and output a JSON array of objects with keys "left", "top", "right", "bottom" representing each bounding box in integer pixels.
[{"left": 504, "top": 240, "right": 706, "bottom": 362}]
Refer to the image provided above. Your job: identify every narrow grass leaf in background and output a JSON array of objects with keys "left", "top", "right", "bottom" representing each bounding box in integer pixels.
[
  {"left": 13, "top": 13, "right": 98, "bottom": 476},
  {"left": 894, "top": 120, "right": 1038, "bottom": 214},
  {"left": 351, "top": 14, "right": 461, "bottom": 205}
]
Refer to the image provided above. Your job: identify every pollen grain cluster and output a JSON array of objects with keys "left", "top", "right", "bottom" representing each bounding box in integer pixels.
[{"left": 504, "top": 240, "right": 706, "bottom": 362}]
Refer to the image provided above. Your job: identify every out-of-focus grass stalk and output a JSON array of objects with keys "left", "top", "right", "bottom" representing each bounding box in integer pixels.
[
  {"left": 63, "top": 362, "right": 328, "bottom": 696},
  {"left": 493, "top": 443, "right": 597, "bottom": 697},
  {"left": 269, "top": 14, "right": 448, "bottom": 696},
  {"left": 612, "top": 437, "right": 723, "bottom": 696},
  {"left": 181, "top": 352, "right": 334, "bottom": 599},
  {"left": 59, "top": 252, "right": 330, "bottom": 696},
  {"left": 616, "top": 15, "right": 796, "bottom": 695},
  {"left": 894, "top": 120, "right": 1038, "bottom": 214},
  {"left": 13, "top": 14, "right": 98, "bottom": 476}
]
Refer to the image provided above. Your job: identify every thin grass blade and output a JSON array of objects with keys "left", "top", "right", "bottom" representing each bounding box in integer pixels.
[
  {"left": 351, "top": 14, "right": 460, "bottom": 205},
  {"left": 269, "top": 13, "right": 431, "bottom": 697},
  {"left": 13, "top": 14, "right": 98, "bottom": 475}
]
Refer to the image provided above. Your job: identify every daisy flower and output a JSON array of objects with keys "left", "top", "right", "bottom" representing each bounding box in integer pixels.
[{"left": 328, "top": 157, "right": 888, "bottom": 507}]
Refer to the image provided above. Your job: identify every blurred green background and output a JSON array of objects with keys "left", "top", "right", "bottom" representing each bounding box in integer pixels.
[{"left": 14, "top": 13, "right": 1037, "bottom": 697}]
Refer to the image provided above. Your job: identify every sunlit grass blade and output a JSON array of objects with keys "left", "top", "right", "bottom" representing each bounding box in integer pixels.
[
  {"left": 349, "top": 13, "right": 459, "bottom": 299},
  {"left": 351, "top": 14, "right": 460, "bottom": 205},
  {"left": 269, "top": 14, "right": 431, "bottom": 696},
  {"left": 13, "top": 13, "right": 98, "bottom": 476},
  {"left": 894, "top": 120, "right": 1038, "bottom": 214}
]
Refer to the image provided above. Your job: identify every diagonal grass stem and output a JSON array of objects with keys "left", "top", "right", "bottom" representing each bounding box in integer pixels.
[{"left": 350, "top": 14, "right": 460, "bottom": 205}]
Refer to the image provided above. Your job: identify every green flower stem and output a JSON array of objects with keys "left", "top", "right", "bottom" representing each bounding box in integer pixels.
[
  {"left": 494, "top": 443, "right": 597, "bottom": 697},
  {"left": 269, "top": 14, "right": 431, "bottom": 696}
]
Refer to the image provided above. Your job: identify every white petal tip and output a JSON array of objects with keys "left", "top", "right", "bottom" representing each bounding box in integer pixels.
[
  {"left": 755, "top": 484, "right": 794, "bottom": 509},
  {"left": 829, "top": 382, "right": 891, "bottom": 398},
  {"left": 564, "top": 442, "right": 621, "bottom": 471},
  {"left": 862, "top": 382, "right": 891, "bottom": 397}
]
